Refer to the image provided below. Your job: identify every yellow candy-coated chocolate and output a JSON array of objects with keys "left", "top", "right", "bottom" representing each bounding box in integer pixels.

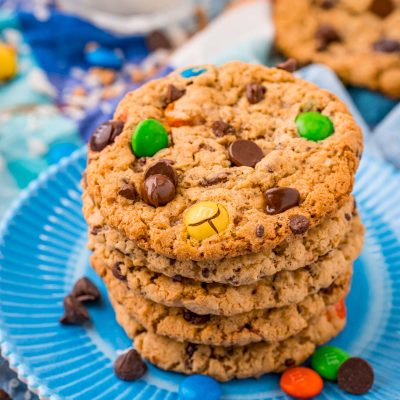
[
  {"left": 0, "top": 44, "right": 17, "bottom": 82},
  {"left": 185, "top": 201, "right": 229, "bottom": 240}
]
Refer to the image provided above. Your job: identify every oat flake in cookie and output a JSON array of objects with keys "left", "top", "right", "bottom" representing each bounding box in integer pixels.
[
  {"left": 84, "top": 62, "right": 362, "bottom": 260},
  {"left": 273, "top": 0, "right": 400, "bottom": 98}
]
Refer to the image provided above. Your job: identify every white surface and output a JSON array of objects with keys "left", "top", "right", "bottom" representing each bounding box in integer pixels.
[
  {"left": 170, "top": 0, "right": 272, "bottom": 67},
  {"left": 57, "top": 0, "right": 194, "bottom": 35}
]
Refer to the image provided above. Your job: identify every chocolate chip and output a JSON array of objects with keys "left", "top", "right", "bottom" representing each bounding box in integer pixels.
[
  {"left": 164, "top": 84, "right": 186, "bottom": 106},
  {"left": 246, "top": 82, "right": 266, "bottom": 104},
  {"left": 373, "top": 38, "right": 400, "bottom": 52},
  {"left": 256, "top": 224, "right": 265, "bottom": 237},
  {"left": 319, "top": 0, "right": 337, "bottom": 9},
  {"left": 338, "top": 357, "right": 374, "bottom": 395},
  {"left": 144, "top": 159, "right": 178, "bottom": 186},
  {"left": 186, "top": 343, "right": 198, "bottom": 359},
  {"left": 112, "top": 263, "right": 127, "bottom": 281},
  {"left": 369, "top": 0, "right": 394, "bottom": 18},
  {"left": 114, "top": 349, "right": 147, "bottom": 381},
  {"left": 91, "top": 225, "right": 102, "bottom": 235},
  {"left": 315, "top": 24, "right": 341, "bottom": 51},
  {"left": 141, "top": 174, "right": 176, "bottom": 207},
  {"left": 60, "top": 295, "right": 90, "bottom": 325},
  {"left": 265, "top": 187, "right": 300, "bottom": 215},
  {"left": 284, "top": 358, "right": 296, "bottom": 367},
  {"left": 172, "top": 274, "right": 184, "bottom": 282},
  {"left": 146, "top": 30, "right": 172, "bottom": 52},
  {"left": 212, "top": 120, "right": 236, "bottom": 137},
  {"left": 0, "top": 389, "right": 11, "bottom": 400},
  {"left": 71, "top": 277, "right": 101, "bottom": 302},
  {"left": 276, "top": 58, "right": 298, "bottom": 72},
  {"left": 201, "top": 172, "right": 229, "bottom": 186},
  {"left": 90, "top": 120, "right": 124, "bottom": 152},
  {"left": 345, "top": 213, "right": 352, "bottom": 221},
  {"left": 289, "top": 215, "right": 310, "bottom": 234},
  {"left": 183, "top": 309, "right": 211, "bottom": 324},
  {"left": 201, "top": 268, "right": 210, "bottom": 278},
  {"left": 228, "top": 140, "right": 264, "bottom": 167},
  {"left": 119, "top": 183, "right": 138, "bottom": 200}
]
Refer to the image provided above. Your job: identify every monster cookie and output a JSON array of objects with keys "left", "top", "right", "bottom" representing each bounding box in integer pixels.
[
  {"left": 90, "top": 226, "right": 362, "bottom": 315},
  {"left": 83, "top": 61, "right": 365, "bottom": 381},
  {"left": 85, "top": 194, "right": 358, "bottom": 285},
  {"left": 92, "top": 254, "right": 351, "bottom": 346},
  {"left": 273, "top": 0, "right": 400, "bottom": 97},
  {"left": 84, "top": 61, "right": 362, "bottom": 260},
  {"left": 111, "top": 298, "right": 346, "bottom": 381}
]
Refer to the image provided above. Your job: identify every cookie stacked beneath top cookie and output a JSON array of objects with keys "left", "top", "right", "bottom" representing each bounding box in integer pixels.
[{"left": 82, "top": 61, "right": 364, "bottom": 381}]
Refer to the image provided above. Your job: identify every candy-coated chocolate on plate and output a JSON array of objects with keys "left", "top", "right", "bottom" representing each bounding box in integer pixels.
[
  {"left": 179, "top": 375, "right": 221, "bottom": 400},
  {"left": 311, "top": 345, "right": 349, "bottom": 380},
  {"left": 280, "top": 367, "right": 323, "bottom": 399}
]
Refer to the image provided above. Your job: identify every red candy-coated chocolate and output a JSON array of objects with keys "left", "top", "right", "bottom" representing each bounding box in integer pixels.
[
  {"left": 280, "top": 367, "right": 324, "bottom": 399},
  {"left": 335, "top": 299, "right": 346, "bottom": 319}
]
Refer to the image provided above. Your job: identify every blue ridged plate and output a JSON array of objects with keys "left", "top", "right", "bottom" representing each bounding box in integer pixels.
[{"left": 0, "top": 147, "right": 399, "bottom": 399}]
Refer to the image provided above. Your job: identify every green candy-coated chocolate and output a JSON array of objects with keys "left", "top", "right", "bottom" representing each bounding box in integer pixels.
[
  {"left": 296, "top": 111, "right": 334, "bottom": 141},
  {"left": 311, "top": 346, "right": 349, "bottom": 380},
  {"left": 131, "top": 119, "right": 168, "bottom": 157}
]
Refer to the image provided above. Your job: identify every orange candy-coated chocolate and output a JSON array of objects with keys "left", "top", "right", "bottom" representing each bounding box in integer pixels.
[
  {"left": 280, "top": 367, "right": 324, "bottom": 399},
  {"left": 335, "top": 299, "right": 346, "bottom": 319},
  {"left": 165, "top": 103, "right": 191, "bottom": 127}
]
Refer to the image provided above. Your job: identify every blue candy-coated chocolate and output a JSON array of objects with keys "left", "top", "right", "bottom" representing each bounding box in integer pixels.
[
  {"left": 179, "top": 375, "right": 221, "bottom": 400},
  {"left": 46, "top": 142, "right": 79, "bottom": 164},
  {"left": 180, "top": 67, "right": 206, "bottom": 78},
  {"left": 85, "top": 47, "right": 123, "bottom": 69}
]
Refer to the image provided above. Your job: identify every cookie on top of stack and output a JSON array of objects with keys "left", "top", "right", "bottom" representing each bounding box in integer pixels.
[{"left": 82, "top": 61, "right": 364, "bottom": 381}]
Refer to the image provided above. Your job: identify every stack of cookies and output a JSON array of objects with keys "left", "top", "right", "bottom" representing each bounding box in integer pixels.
[{"left": 83, "top": 62, "right": 364, "bottom": 381}]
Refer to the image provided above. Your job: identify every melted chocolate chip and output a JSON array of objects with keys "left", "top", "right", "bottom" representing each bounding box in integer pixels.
[
  {"left": 369, "top": 0, "right": 394, "bottom": 18},
  {"left": 114, "top": 349, "right": 147, "bottom": 381},
  {"left": 246, "top": 83, "right": 266, "bottom": 104},
  {"left": 201, "top": 268, "right": 210, "bottom": 278},
  {"left": 265, "top": 187, "right": 300, "bottom": 215},
  {"left": 319, "top": 0, "right": 337, "bottom": 9},
  {"left": 315, "top": 24, "right": 341, "bottom": 51},
  {"left": 256, "top": 224, "right": 265, "bottom": 237},
  {"left": 276, "top": 58, "right": 298, "bottom": 72},
  {"left": 201, "top": 173, "right": 229, "bottom": 187},
  {"left": 185, "top": 343, "right": 198, "bottom": 368},
  {"left": 164, "top": 84, "right": 186, "bottom": 106},
  {"left": 146, "top": 30, "right": 172, "bottom": 51},
  {"left": 144, "top": 159, "right": 178, "bottom": 186},
  {"left": 284, "top": 358, "right": 296, "bottom": 367},
  {"left": 91, "top": 225, "right": 102, "bottom": 235},
  {"left": 119, "top": 183, "right": 138, "bottom": 200},
  {"left": 345, "top": 213, "right": 352, "bottom": 221},
  {"left": 338, "top": 357, "right": 374, "bottom": 395},
  {"left": 183, "top": 309, "right": 211, "bottom": 324},
  {"left": 141, "top": 174, "right": 176, "bottom": 207},
  {"left": 212, "top": 120, "right": 236, "bottom": 137},
  {"left": 112, "top": 263, "right": 127, "bottom": 281},
  {"left": 0, "top": 389, "right": 11, "bottom": 400},
  {"left": 373, "top": 38, "right": 400, "bottom": 52},
  {"left": 228, "top": 140, "right": 264, "bottom": 167},
  {"left": 71, "top": 277, "right": 101, "bottom": 302},
  {"left": 60, "top": 295, "right": 90, "bottom": 325},
  {"left": 289, "top": 215, "right": 310, "bottom": 235},
  {"left": 90, "top": 120, "right": 124, "bottom": 152},
  {"left": 172, "top": 274, "right": 184, "bottom": 282}
]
